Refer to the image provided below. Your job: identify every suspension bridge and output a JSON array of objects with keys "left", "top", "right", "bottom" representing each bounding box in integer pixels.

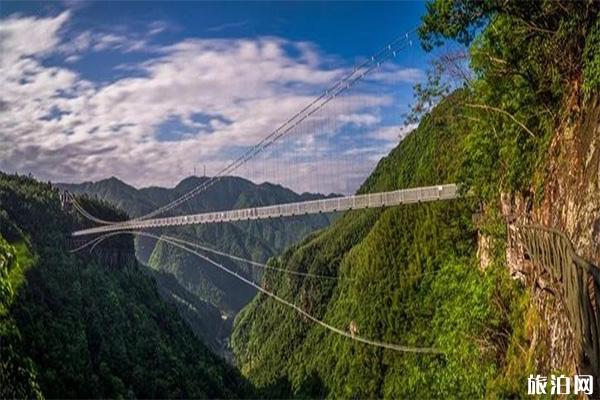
[
  {"left": 71, "top": 31, "right": 462, "bottom": 238},
  {"left": 72, "top": 184, "right": 459, "bottom": 236},
  {"left": 68, "top": 31, "right": 463, "bottom": 355},
  {"left": 68, "top": 30, "right": 599, "bottom": 366}
]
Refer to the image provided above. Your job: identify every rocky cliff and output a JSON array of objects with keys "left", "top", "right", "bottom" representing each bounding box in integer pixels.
[{"left": 499, "top": 93, "right": 599, "bottom": 380}]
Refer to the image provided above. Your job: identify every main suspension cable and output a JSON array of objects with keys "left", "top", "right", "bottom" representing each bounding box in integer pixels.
[
  {"left": 157, "top": 233, "right": 341, "bottom": 280},
  {"left": 69, "top": 30, "right": 417, "bottom": 226},
  {"left": 68, "top": 192, "right": 118, "bottom": 225},
  {"left": 130, "top": 30, "right": 417, "bottom": 222}
]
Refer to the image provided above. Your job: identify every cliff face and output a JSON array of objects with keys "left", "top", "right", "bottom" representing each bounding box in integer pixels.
[
  {"left": 499, "top": 94, "right": 600, "bottom": 376},
  {"left": 539, "top": 94, "right": 600, "bottom": 265}
]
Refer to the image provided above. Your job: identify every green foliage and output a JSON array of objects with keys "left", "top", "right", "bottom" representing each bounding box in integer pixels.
[
  {"left": 0, "top": 173, "right": 251, "bottom": 398},
  {"left": 583, "top": 15, "right": 600, "bottom": 94},
  {"left": 418, "top": 0, "right": 599, "bottom": 200},
  {"left": 231, "top": 94, "right": 526, "bottom": 398},
  {"left": 362, "top": 90, "right": 469, "bottom": 193},
  {"left": 410, "top": 3, "right": 600, "bottom": 394},
  {"left": 0, "top": 236, "right": 43, "bottom": 399},
  {"left": 486, "top": 289, "right": 537, "bottom": 398},
  {"left": 418, "top": 0, "right": 493, "bottom": 51},
  {"left": 0, "top": 237, "right": 16, "bottom": 314}
]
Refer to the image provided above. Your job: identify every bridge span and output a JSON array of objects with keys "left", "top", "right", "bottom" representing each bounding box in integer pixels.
[{"left": 72, "top": 184, "right": 459, "bottom": 237}]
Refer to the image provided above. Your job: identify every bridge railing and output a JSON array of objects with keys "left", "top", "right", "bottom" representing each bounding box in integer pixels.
[
  {"left": 511, "top": 224, "right": 600, "bottom": 381},
  {"left": 72, "top": 184, "right": 459, "bottom": 236}
]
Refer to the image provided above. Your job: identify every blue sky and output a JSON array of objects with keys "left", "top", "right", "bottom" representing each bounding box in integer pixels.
[{"left": 0, "top": 1, "right": 434, "bottom": 193}]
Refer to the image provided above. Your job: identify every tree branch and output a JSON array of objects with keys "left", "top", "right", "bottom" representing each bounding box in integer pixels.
[{"left": 465, "top": 103, "right": 536, "bottom": 138}]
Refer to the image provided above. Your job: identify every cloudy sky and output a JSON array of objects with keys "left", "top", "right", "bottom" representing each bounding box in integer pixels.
[{"left": 0, "top": 1, "right": 429, "bottom": 194}]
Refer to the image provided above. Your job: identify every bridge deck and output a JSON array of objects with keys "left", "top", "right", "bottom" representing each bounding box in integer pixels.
[{"left": 72, "top": 184, "right": 459, "bottom": 237}]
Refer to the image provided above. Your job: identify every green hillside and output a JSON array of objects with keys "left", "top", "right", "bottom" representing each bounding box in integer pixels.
[
  {"left": 231, "top": 2, "right": 600, "bottom": 397},
  {"left": 0, "top": 173, "right": 250, "bottom": 398},
  {"left": 231, "top": 93, "right": 523, "bottom": 398},
  {"left": 4, "top": 2, "right": 594, "bottom": 397}
]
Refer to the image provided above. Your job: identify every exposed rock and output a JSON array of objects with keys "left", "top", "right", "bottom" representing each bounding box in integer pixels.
[
  {"left": 499, "top": 94, "right": 599, "bottom": 378},
  {"left": 476, "top": 231, "right": 493, "bottom": 270},
  {"left": 502, "top": 192, "right": 579, "bottom": 375},
  {"left": 538, "top": 95, "right": 600, "bottom": 266}
]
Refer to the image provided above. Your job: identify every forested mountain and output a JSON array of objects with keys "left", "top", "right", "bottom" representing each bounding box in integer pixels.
[
  {"left": 58, "top": 176, "right": 333, "bottom": 353},
  {"left": 0, "top": 173, "right": 251, "bottom": 398},
  {"left": 231, "top": 2, "right": 600, "bottom": 398},
  {"left": 231, "top": 92, "right": 518, "bottom": 398},
  {"left": 59, "top": 175, "right": 332, "bottom": 227}
]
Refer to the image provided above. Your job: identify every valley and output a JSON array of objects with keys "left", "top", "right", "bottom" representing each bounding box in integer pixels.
[{"left": 58, "top": 176, "right": 333, "bottom": 355}]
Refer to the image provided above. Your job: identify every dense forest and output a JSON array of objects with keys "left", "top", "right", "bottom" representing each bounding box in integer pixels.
[
  {"left": 0, "top": 173, "right": 250, "bottom": 398},
  {"left": 231, "top": 91, "right": 523, "bottom": 398},
  {"left": 231, "top": 1, "right": 600, "bottom": 398}
]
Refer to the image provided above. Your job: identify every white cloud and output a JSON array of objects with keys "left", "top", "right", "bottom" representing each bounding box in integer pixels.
[
  {"left": 57, "top": 27, "right": 154, "bottom": 57},
  {"left": 369, "top": 65, "right": 424, "bottom": 84},
  {"left": 148, "top": 21, "right": 170, "bottom": 36},
  {"left": 0, "top": 11, "right": 70, "bottom": 66},
  {"left": 0, "top": 11, "right": 418, "bottom": 195},
  {"left": 369, "top": 123, "right": 417, "bottom": 142},
  {"left": 337, "top": 113, "right": 380, "bottom": 127}
]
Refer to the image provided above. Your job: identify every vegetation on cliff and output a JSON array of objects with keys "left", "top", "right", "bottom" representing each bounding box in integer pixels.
[
  {"left": 419, "top": 0, "right": 600, "bottom": 381},
  {"left": 418, "top": 0, "right": 599, "bottom": 200}
]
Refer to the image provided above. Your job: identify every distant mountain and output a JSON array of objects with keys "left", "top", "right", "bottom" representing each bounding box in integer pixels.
[
  {"left": 0, "top": 173, "right": 251, "bottom": 398},
  {"left": 60, "top": 176, "right": 156, "bottom": 219},
  {"left": 58, "top": 176, "right": 333, "bottom": 353},
  {"left": 60, "top": 175, "right": 334, "bottom": 221}
]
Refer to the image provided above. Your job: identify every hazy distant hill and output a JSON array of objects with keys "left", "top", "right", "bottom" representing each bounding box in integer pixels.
[{"left": 59, "top": 175, "right": 332, "bottom": 222}]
